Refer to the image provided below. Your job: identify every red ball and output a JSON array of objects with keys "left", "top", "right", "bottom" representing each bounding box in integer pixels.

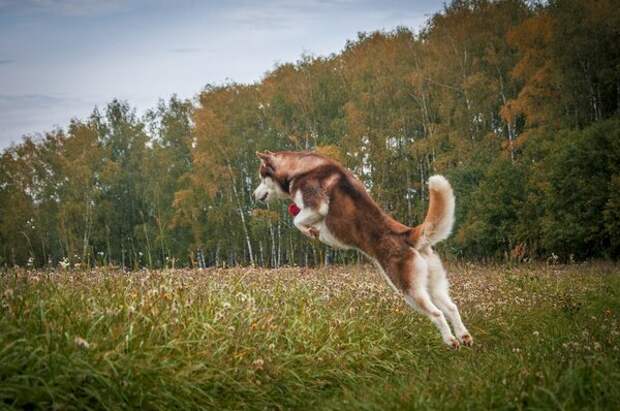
[{"left": 288, "top": 203, "right": 301, "bottom": 216}]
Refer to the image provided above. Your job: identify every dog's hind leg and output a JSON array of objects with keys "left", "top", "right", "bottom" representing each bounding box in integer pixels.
[
  {"left": 424, "top": 248, "right": 473, "bottom": 347},
  {"left": 393, "top": 249, "right": 460, "bottom": 349}
]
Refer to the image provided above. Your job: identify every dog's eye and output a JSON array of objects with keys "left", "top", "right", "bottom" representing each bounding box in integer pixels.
[{"left": 260, "top": 163, "right": 275, "bottom": 178}]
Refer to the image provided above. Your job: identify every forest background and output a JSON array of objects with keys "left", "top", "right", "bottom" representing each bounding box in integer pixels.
[{"left": 1, "top": 0, "right": 619, "bottom": 269}]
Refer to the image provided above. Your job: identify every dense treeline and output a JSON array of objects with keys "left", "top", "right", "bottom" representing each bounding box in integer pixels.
[{"left": 1, "top": 0, "right": 619, "bottom": 268}]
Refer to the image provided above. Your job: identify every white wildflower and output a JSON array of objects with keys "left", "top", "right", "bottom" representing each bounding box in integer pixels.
[{"left": 74, "top": 336, "right": 90, "bottom": 349}]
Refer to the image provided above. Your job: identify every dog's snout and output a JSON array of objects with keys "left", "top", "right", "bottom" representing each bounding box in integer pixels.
[{"left": 253, "top": 186, "right": 267, "bottom": 202}]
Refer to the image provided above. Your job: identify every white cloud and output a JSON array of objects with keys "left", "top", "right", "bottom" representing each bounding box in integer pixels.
[
  {"left": 169, "top": 47, "right": 204, "bottom": 54},
  {"left": 0, "top": 0, "right": 132, "bottom": 16},
  {"left": 0, "top": 94, "right": 96, "bottom": 147}
]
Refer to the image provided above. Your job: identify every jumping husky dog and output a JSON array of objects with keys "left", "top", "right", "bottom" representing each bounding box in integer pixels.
[{"left": 253, "top": 150, "right": 472, "bottom": 348}]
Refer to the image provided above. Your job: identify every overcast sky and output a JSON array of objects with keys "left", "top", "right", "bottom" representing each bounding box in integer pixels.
[{"left": 0, "top": 0, "right": 444, "bottom": 149}]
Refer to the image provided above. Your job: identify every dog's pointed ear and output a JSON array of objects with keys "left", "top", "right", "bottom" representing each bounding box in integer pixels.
[{"left": 256, "top": 151, "right": 272, "bottom": 162}]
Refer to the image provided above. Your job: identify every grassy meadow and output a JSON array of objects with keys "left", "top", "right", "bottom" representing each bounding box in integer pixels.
[{"left": 1, "top": 262, "right": 620, "bottom": 410}]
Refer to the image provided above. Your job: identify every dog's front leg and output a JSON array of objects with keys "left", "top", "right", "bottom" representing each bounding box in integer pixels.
[{"left": 293, "top": 208, "right": 322, "bottom": 239}]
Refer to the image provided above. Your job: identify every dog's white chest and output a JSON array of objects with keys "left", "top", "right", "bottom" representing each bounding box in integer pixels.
[{"left": 316, "top": 221, "right": 351, "bottom": 250}]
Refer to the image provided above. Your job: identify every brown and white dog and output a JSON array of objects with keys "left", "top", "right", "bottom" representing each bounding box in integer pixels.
[{"left": 253, "top": 150, "right": 472, "bottom": 348}]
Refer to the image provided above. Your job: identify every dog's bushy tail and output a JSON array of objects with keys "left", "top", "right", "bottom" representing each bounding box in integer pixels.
[{"left": 410, "top": 175, "right": 455, "bottom": 247}]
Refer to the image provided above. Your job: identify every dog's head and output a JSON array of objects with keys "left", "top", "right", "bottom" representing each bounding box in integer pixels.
[{"left": 253, "top": 151, "right": 289, "bottom": 203}]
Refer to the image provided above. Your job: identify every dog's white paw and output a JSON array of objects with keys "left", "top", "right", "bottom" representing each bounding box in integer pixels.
[
  {"left": 300, "top": 226, "right": 319, "bottom": 239},
  {"left": 459, "top": 333, "right": 473, "bottom": 347},
  {"left": 445, "top": 336, "right": 460, "bottom": 350},
  {"left": 308, "top": 227, "right": 320, "bottom": 239}
]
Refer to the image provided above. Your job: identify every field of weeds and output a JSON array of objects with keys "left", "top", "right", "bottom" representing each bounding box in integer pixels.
[{"left": 1, "top": 263, "right": 620, "bottom": 410}]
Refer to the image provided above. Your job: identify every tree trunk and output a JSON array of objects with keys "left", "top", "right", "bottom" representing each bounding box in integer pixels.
[
  {"left": 277, "top": 221, "right": 282, "bottom": 267},
  {"left": 225, "top": 162, "right": 254, "bottom": 266},
  {"left": 269, "top": 221, "right": 276, "bottom": 267},
  {"left": 498, "top": 69, "right": 515, "bottom": 162}
]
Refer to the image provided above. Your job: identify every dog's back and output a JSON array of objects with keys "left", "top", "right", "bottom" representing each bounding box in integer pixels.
[{"left": 288, "top": 154, "right": 454, "bottom": 258}]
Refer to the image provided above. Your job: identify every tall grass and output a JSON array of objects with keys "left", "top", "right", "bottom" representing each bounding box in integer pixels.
[{"left": 1, "top": 263, "right": 619, "bottom": 410}]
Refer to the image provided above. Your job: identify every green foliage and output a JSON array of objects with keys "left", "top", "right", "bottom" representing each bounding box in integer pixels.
[
  {"left": 538, "top": 119, "right": 620, "bottom": 259},
  {"left": 456, "top": 157, "right": 527, "bottom": 258}
]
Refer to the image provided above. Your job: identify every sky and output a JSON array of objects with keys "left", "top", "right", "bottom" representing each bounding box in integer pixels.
[{"left": 0, "top": 0, "right": 445, "bottom": 149}]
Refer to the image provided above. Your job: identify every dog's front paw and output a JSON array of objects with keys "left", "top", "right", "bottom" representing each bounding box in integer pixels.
[
  {"left": 459, "top": 333, "right": 473, "bottom": 347},
  {"left": 308, "top": 227, "right": 320, "bottom": 239},
  {"left": 300, "top": 226, "right": 319, "bottom": 239}
]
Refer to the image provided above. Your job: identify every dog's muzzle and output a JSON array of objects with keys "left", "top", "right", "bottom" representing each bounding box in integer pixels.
[{"left": 253, "top": 186, "right": 268, "bottom": 202}]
